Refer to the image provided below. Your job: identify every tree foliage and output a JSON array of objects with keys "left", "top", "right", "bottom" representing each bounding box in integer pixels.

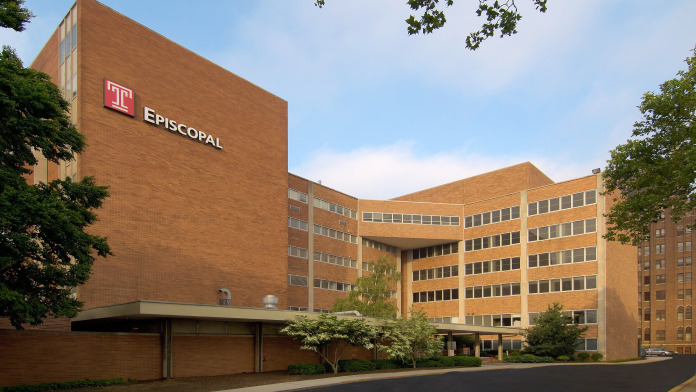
[
  {"left": 0, "top": 0, "right": 32, "bottom": 31},
  {"left": 280, "top": 313, "right": 377, "bottom": 374},
  {"left": 604, "top": 49, "right": 696, "bottom": 245},
  {"left": 524, "top": 303, "right": 587, "bottom": 358},
  {"left": 332, "top": 255, "right": 401, "bottom": 318},
  {"left": 1, "top": 9, "right": 111, "bottom": 329},
  {"left": 380, "top": 307, "right": 443, "bottom": 368},
  {"left": 315, "top": 0, "right": 548, "bottom": 51}
]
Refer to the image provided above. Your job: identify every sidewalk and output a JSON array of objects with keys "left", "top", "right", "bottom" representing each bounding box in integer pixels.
[{"left": 219, "top": 357, "right": 676, "bottom": 392}]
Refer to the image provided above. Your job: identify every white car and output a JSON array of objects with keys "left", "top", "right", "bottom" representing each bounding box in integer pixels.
[{"left": 644, "top": 347, "right": 675, "bottom": 356}]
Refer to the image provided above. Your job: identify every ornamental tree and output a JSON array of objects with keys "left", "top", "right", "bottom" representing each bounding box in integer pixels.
[
  {"left": 280, "top": 313, "right": 378, "bottom": 374},
  {"left": 380, "top": 307, "right": 444, "bottom": 368},
  {"left": 604, "top": 48, "right": 696, "bottom": 245},
  {"left": 0, "top": 3, "right": 111, "bottom": 329},
  {"left": 332, "top": 255, "right": 401, "bottom": 318},
  {"left": 315, "top": 0, "right": 549, "bottom": 51},
  {"left": 524, "top": 303, "right": 588, "bottom": 358}
]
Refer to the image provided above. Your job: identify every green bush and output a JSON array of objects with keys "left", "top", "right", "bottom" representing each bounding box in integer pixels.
[
  {"left": 577, "top": 352, "right": 590, "bottom": 362},
  {"left": 338, "top": 359, "right": 377, "bottom": 372},
  {"left": 288, "top": 363, "right": 327, "bottom": 375},
  {"left": 508, "top": 349, "right": 522, "bottom": 357},
  {"left": 372, "top": 359, "right": 401, "bottom": 369},
  {"left": 415, "top": 357, "right": 443, "bottom": 368},
  {"left": 436, "top": 356, "right": 456, "bottom": 367},
  {"left": 0, "top": 379, "right": 127, "bottom": 392},
  {"left": 504, "top": 354, "right": 554, "bottom": 363},
  {"left": 591, "top": 353, "right": 604, "bottom": 362},
  {"left": 556, "top": 355, "right": 570, "bottom": 361},
  {"left": 453, "top": 356, "right": 482, "bottom": 367}
]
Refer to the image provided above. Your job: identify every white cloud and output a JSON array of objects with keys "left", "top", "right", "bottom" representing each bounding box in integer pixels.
[{"left": 290, "top": 142, "right": 602, "bottom": 200}]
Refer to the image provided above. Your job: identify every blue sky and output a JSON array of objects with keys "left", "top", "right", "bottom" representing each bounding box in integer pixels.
[{"left": 3, "top": 1, "right": 696, "bottom": 199}]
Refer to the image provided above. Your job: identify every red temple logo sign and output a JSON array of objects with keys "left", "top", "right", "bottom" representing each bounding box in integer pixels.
[{"left": 104, "top": 79, "right": 134, "bottom": 116}]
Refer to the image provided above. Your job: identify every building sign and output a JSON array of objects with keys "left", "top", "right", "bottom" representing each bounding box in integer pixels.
[
  {"left": 104, "top": 79, "right": 134, "bottom": 116},
  {"left": 103, "top": 78, "right": 223, "bottom": 150},
  {"left": 143, "top": 107, "right": 222, "bottom": 150}
]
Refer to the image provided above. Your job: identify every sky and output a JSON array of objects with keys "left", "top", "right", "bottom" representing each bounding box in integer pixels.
[{"left": 2, "top": 0, "right": 696, "bottom": 199}]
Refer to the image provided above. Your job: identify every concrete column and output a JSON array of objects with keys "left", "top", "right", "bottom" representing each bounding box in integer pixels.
[
  {"left": 254, "top": 322, "right": 264, "bottom": 373},
  {"left": 448, "top": 331, "right": 455, "bottom": 356},
  {"left": 161, "top": 318, "right": 172, "bottom": 379},
  {"left": 308, "top": 183, "right": 314, "bottom": 311},
  {"left": 497, "top": 334, "right": 504, "bottom": 360},
  {"left": 520, "top": 191, "right": 529, "bottom": 328},
  {"left": 596, "top": 174, "right": 607, "bottom": 357},
  {"left": 474, "top": 333, "right": 480, "bottom": 357}
]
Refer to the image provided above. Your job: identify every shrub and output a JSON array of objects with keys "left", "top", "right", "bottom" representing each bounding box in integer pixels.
[
  {"left": 372, "top": 359, "right": 401, "bottom": 369},
  {"left": 415, "top": 357, "right": 443, "bottom": 368},
  {"left": 453, "top": 356, "right": 482, "bottom": 367},
  {"left": 577, "top": 352, "right": 590, "bottom": 362},
  {"left": 338, "top": 359, "right": 376, "bottom": 372},
  {"left": 508, "top": 349, "right": 522, "bottom": 357},
  {"left": 288, "top": 363, "right": 327, "bottom": 375},
  {"left": 436, "top": 356, "right": 456, "bottom": 367},
  {"left": 556, "top": 355, "right": 570, "bottom": 361},
  {"left": 504, "top": 354, "right": 554, "bottom": 363},
  {"left": 591, "top": 353, "right": 604, "bottom": 362},
  {"left": 0, "top": 379, "right": 127, "bottom": 392}
]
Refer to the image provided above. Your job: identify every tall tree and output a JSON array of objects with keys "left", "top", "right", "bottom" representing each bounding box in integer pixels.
[
  {"left": 524, "top": 303, "right": 587, "bottom": 358},
  {"left": 379, "top": 307, "right": 443, "bottom": 368},
  {"left": 604, "top": 49, "right": 696, "bottom": 245},
  {"left": 281, "top": 313, "right": 377, "bottom": 374},
  {"left": 332, "top": 255, "right": 401, "bottom": 318},
  {"left": 1, "top": 4, "right": 111, "bottom": 329},
  {"left": 315, "top": 0, "right": 548, "bottom": 51}
]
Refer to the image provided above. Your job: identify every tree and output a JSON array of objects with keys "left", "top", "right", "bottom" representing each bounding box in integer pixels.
[
  {"left": 280, "top": 313, "right": 377, "bottom": 374},
  {"left": 604, "top": 49, "right": 696, "bottom": 246},
  {"left": 524, "top": 303, "right": 587, "bottom": 358},
  {"left": 315, "top": 0, "right": 548, "bottom": 51},
  {"left": 380, "top": 307, "right": 444, "bottom": 368},
  {"left": 332, "top": 255, "right": 401, "bottom": 318},
  {"left": 0, "top": 0, "right": 33, "bottom": 31},
  {"left": 0, "top": 5, "right": 111, "bottom": 329}
]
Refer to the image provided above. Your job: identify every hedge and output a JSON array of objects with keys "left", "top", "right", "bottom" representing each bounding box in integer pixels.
[
  {"left": 338, "top": 359, "right": 377, "bottom": 372},
  {"left": 0, "top": 379, "right": 127, "bottom": 392},
  {"left": 504, "top": 354, "right": 554, "bottom": 363},
  {"left": 288, "top": 363, "right": 327, "bottom": 375}
]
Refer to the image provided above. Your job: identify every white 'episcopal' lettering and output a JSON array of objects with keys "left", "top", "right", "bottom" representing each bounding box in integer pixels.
[{"left": 143, "top": 107, "right": 222, "bottom": 150}]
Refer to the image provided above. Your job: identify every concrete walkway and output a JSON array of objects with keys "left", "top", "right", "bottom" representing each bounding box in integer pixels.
[{"left": 218, "top": 357, "right": 683, "bottom": 392}]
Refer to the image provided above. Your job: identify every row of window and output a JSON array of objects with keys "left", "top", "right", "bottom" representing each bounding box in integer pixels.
[
  {"left": 529, "top": 309, "right": 598, "bottom": 325},
  {"left": 288, "top": 217, "right": 308, "bottom": 231},
  {"left": 362, "top": 238, "right": 398, "bottom": 254},
  {"left": 288, "top": 188, "right": 308, "bottom": 203},
  {"left": 642, "top": 306, "right": 693, "bottom": 321},
  {"left": 465, "top": 257, "right": 520, "bottom": 275},
  {"left": 314, "top": 197, "right": 357, "bottom": 219},
  {"left": 528, "top": 190, "right": 596, "bottom": 216},
  {"left": 465, "top": 282, "right": 521, "bottom": 298},
  {"left": 314, "top": 224, "right": 358, "bottom": 244},
  {"left": 641, "top": 258, "right": 695, "bottom": 270},
  {"left": 464, "top": 231, "right": 521, "bottom": 252},
  {"left": 575, "top": 338, "right": 599, "bottom": 351},
  {"left": 528, "top": 246, "right": 597, "bottom": 268},
  {"left": 651, "top": 226, "right": 693, "bottom": 239},
  {"left": 59, "top": 23, "right": 78, "bottom": 64},
  {"left": 528, "top": 218, "right": 596, "bottom": 242},
  {"left": 287, "top": 306, "right": 308, "bottom": 312},
  {"left": 362, "top": 212, "right": 460, "bottom": 226},
  {"left": 464, "top": 313, "right": 521, "bottom": 327},
  {"left": 314, "top": 278, "right": 355, "bottom": 292},
  {"left": 642, "top": 328, "right": 693, "bottom": 342},
  {"left": 642, "top": 274, "right": 667, "bottom": 285},
  {"left": 314, "top": 251, "right": 357, "bottom": 268},
  {"left": 678, "top": 242, "right": 693, "bottom": 252},
  {"left": 480, "top": 339, "right": 523, "bottom": 351},
  {"left": 413, "top": 265, "right": 459, "bottom": 281},
  {"left": 288, "top": 245, "right": 308, "bottom": 259},
  {"left": 528, "top": 275, "right": 597, "bottom": 294},
  {"left": 429, "top": 316, "right": 458, "bottom": 324},
  {"left": 412, "top": 242, "right": 458, "bottom": 260},
  {"left": 412, "top": 288, "right": 459, "bottom": 303},
  {"left": 464, "top": 206, "right": 520, "bottom": 228}
]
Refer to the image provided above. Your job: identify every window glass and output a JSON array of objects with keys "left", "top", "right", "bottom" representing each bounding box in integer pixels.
[
  {"left": 573, "top": 192, "right": 584, "bottom": 207},
  {"left": 561, "top": 195, "right": 572, "bottom": 209},
  {"left": 549, "top": 198, "right": 560, "bottom": 211},
  {"left": 585, "top": 275, "right": 597, "bottom": 289},
  {"left": 528, "top": 202, "right": 538, "bottom": 216},
  {"left": 538, "top": 199, "right": 549, "bottom": 214}
]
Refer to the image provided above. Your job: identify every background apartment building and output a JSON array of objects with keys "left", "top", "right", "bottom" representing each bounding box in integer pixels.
[{"left": 638, "top": 209, "right": 695, "bottom": 353}]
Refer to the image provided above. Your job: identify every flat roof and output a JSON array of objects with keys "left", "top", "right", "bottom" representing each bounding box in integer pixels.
[{"left": 73, "top": 300, "right": 524, "bottom": 336}]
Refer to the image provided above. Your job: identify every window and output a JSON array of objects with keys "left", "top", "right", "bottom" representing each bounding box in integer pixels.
[
  {"left": 656, "top": 274, "right": 666, "bottom": 284},
  {"left": 678, "top": 306, "right": 684, "bottom": 320},
  {"left": 644, "top": 260, "right": 650, "bottom": 270},
  {"left": 678, "top": 226, "right": 685, "bottom": 236},
  {"left": 288, "top": 274, "right": 308, "bottom": 287},
  {"left": 678, "top": 242, "right": 684, "bottom": 252},
  {"left": 644, "top": 276, "right": 650, "bottom": 285},
  {"left": 644, "top": 292, "right": 650, "bottom": 301},
  {"left": 656, "top": 309, "right": 666, "bottom": 320},
  {"left": 656, "top": 259, "right": 665, "bottom": 269},
  {"left": 687, "top": 306, "right": 693, "bottom": 320},
  {"left": 656, "top": 291, "right": 666, "bottom": 300},
  {"left": 288, "top": 188, "right": 308, "bottom": 203},
  {"left": 678, "top": 327, "right": 684, "bottom": 341},
  {"left": 655, "top": 228, "right": 666, "bottom": 238},
  {"left": 678, "top": 289, "right": 685, "bottom": 299},
  {"left": 656, "top": 330, "right": 666, "bottom": 341},
  {"left": 656, "top": 244, "right": 665, "bottom": 254},
  {"left": 288, "top": 217, "right": 308, "bottom": 231},
  {"left": 688, "top": 242, "right": 693, "bottom": 251},
  {"left": 678, "top": 273, "right": 684, "bottom": 283},
  {"left": 644, "top": 327, "right": 651, "bottom": 341},
  {"left": 644, "top": 308, "right": 651, "bottom": 321},
  {"left": 687, "top": 327, "right": 693, "bottom": 341}
]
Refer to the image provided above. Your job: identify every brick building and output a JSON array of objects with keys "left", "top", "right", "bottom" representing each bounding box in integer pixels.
[
  {"left": 1, "top": 0, "right": 638, "bottom": 386},
  {"left": 638, "top": 210, "right": 695, "bottom": 353}
]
